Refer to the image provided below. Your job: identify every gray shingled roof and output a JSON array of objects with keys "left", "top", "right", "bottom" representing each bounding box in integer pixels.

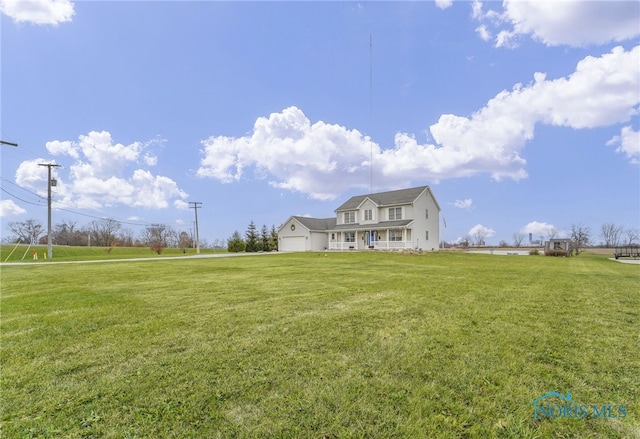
[
  {"left": 293, "top": 216, "right": 336, "bottom": 231},
  {"left": 335, "top": 186, "right": 429, "bottom": 212},
  {"left": 331, "top": 219, "right": 413, "bottom": 231}
]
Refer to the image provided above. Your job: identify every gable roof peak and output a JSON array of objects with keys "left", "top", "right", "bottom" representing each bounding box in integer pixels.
[{"left": 335, "top": 185, "right": 430, "bottom": 212}]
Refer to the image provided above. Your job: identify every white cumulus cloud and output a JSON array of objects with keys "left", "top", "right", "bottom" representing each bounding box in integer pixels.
[
  {"left": 434, "top": 0, "right": 453, "bottom": 10},
  {"left": 521, "top": 221, "right": 558, "bottom": 238},
  {"left": 454, "top": 198, "right": 473, "bottom": 210},
  {"left": 0, "top": 199, "right": 27, "bottom": 217},
  {"left": 0, "top": 0, "right": 74, "bottom": 25},
  {"left": 198, "top": 106, "right": 376, "bottom": 200},
  {"left": 468, "top": 224, "right": 495, "bottom": 244},
  {"left": 473, "top": 0, "right": 640, "bottom": 48},
  {"left": 607, "top": 126, "right": 640, "bottom": 164},
  {"left": 198, "top": 46, "right": 639, "bottom": 200},
  {"left": 16, "top": 131, "right": 187, "bottom": 210},
  {"left": 174, "top": 200, "right": 189, "bottom": 210}
]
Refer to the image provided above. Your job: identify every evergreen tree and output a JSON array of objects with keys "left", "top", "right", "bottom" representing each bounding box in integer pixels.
[
  {"left": 260, "top": 224, "right": 270, "bottom": 251},
  {"left": 269, "top": 225, "right": 279, "bottom": 251},
  {"left": 245, "top": 221, "right": 260, "bottom": 252},
  {"left": 227, "top": 230, "right": 246, "bottom": 253}
]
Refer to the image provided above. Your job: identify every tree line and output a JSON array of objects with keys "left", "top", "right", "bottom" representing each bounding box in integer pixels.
[
  {"left": 453, "top": 222, "right": 638, "bottom": 252},
  {"left": 5, "top": 217, "right": 281, "bottom": 254},
  {"left": 6, "top": 218, "right": 197, "bottom": 254},
  {"left": 227, "top": 221, "right": 278, "bottom": 253}
]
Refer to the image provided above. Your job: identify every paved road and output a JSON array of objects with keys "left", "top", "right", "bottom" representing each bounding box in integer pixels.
[{"left": 608, "top": 257, "right": 640, "bottom": 265}]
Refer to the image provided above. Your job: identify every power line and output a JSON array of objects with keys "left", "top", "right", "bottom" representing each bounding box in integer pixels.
[
  {"left": 1, "top": 177, "right": 192, "bottom": 231},
  {"left": 1, "top": 178, "right": 47, "bottom": 201},
  {"left": 0, "top": 187, "right": 46, "bottom": 207},
  {"left": 54, "top": 207, "right": 153, "bottom": 227},
  {"left": 1, "top": 178, "right": 162, "bottom": 227}
]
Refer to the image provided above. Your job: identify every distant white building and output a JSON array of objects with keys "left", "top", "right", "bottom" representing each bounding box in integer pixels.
[{"left": 278, "top": 185, "right": 441, "bottom": 252}]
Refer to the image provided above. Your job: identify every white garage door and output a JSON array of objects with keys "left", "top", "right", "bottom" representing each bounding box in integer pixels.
[{"left": 282, "top": 236, "right": 306, "bottom": 252}]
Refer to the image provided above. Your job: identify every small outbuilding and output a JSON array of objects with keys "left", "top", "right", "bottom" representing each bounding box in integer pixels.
[{"left": 544, "top": 239, "right": 572, "bottom": 256}]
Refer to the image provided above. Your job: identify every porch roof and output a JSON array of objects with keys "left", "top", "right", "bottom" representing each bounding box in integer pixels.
[{"left": 329, "top": 219, "right": 413, "bottom": 232}]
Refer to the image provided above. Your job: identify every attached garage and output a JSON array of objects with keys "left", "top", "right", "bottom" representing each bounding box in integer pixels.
[
  {"left": 277, "top": 216, "right": 335, "bottom": 252},
  {"left": 281, "top": 236, "right": 307, "bottom": 252}
]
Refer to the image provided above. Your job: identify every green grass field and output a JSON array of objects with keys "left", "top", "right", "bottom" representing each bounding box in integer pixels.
[
  {"left": 1, "top": 249, "right": 638, "bottom": 438},
  {"left": 1, "top": 244, "right": 222, "bottom": 262}
]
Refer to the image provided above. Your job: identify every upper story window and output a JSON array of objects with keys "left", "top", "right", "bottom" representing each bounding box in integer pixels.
[
  {"left": 344, "top": 211, "right": 356, "bottom": 224},
  {"left": 388, "top": 207, "right": 402, "bottom": 221},
  {"left": 364, "top": 209, "right": 373, "bottom": 221},
  {"left": 425, "top": 209, "right": 429, "bottom": 219}
]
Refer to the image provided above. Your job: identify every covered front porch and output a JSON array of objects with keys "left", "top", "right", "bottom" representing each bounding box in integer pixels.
[{"left": 328, "top": 228, "right": 413, "bottom": 250}]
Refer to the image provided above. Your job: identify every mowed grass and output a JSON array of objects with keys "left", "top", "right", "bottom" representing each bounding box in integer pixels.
[
  {"left": 1, "top": 244, "right": 222, "bottom": 262},
  {"left": 1, "top": 252, "right": 638, "bottom": 438}
]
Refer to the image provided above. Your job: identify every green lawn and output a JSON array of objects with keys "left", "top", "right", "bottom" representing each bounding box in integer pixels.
[
  {"left": 1, "top": 251, "right": 638, "bottom": 438},
  {"left": 1, "top": 244, "right": 222, "bottom": 262}
]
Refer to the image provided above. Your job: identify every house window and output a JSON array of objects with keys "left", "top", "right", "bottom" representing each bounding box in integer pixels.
[
  {"left": 425, "top": 231, "right": 429, "bottom": 240},
  {"left": 345, "top": 232, "right": 355, "bottom": 242},
  {"left": 425, "top": 209, "right": 429, "bottom": 219},
  {"left": 344, "top": 212, "right": 356, "bottom": 224},
  {"left": 389, "top": 229, "right": 403, "bottom": 242},
  {"left": 331, "top": 233, "right": 335, "bottom": 240},
  {"left": 364, "top": 209, "right": 373, "bottom": 221},
  {"left": 389, "top": 207, "right": 402, "bottom": 220}
]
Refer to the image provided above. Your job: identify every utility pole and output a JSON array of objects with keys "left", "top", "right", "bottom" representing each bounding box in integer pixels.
[
  {"left": 39, "top": 163, "right": 61, "bottom": 259},
  {"left": 189, "top": 202, "right": 202, "bottom": 254}
]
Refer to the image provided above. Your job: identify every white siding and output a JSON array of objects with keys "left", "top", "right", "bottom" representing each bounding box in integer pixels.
[
  {"left": 309, "top": 232, "right": 328, "bottom": 251},
  {"left": 411, "top": 189, "right": 440, "bottom": 250}
]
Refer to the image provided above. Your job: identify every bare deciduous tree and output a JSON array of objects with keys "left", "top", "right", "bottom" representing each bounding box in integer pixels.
[
  {"left": 623, "top": 228, "right": 639, "bottom": 246},
  {"left": 600, "top": 223, "right": 623, "bottom": 248},
  {"left": 178, "top": 231, "right": 193, "bottom": 253},
  {"left": 570, "top": 224, "right": 591, "bottom": 255},
  {"left": 88, "top": 218, "right": 121, "bottom": 247},
  {"left": 140, "top": 224, "right": 177, "bottom": 254},
  {"left": 118, "top": 228, "right": 135, "bottom": 247},
  {"left": 512, "top": 233, "right": 525, "bottom": 248},
  {"left": 8, "top": 219, "right": 44, "bottom": 244},
  {"left": 472, "top": 228, "right": 489, "bottom": 247},
  {"left": 53, "top": 220, "right": 86, "bottom": 246}
]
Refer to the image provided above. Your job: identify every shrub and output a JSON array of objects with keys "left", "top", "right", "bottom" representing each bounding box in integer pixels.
[
  {"left": 545, "top": 249, "right": 567, "bottom": 257},
  {"left": 529, "top": 249, "right": 540, "bottom": 255},
  {"left": 150, "top": 243, "right": 165, "bottom": 255}
]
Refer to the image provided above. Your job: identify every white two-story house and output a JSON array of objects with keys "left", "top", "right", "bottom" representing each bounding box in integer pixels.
[{"left": 278, "top": 185, "right": 440, "bottom": 252}]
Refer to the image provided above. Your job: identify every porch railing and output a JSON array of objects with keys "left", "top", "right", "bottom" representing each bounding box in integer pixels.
[{"left": 328, "top": 241, "right": 412, "bottom": 250}]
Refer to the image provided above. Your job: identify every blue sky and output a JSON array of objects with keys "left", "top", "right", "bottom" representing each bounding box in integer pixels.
[{"left": 1, "top": 0, "right": 639, "bottom": 246}]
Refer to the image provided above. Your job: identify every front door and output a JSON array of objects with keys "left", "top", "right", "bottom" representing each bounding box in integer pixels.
[{"left": 366, "top": 231, "right": 375, "bottom": 247}]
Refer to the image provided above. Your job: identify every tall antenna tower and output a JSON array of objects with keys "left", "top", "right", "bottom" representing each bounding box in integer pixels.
[{"left": 369, "top": 33, "right": 373, "bottom": 194}]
